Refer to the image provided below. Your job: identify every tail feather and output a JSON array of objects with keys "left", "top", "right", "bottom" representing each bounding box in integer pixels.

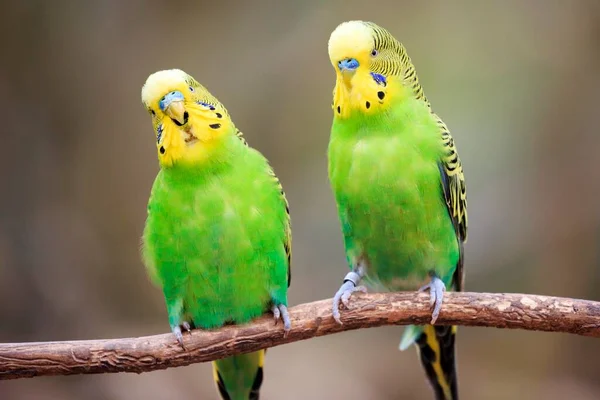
[
  {"left": 416, "top": 325, "right": 458, "bottom": 400},
  {"left": 215, "top": 369, "right": 231, "bottom": 400},
  {"left": 212, "top": 350, "right": 265, "bottom": 400},
  {"left": 248, "top": 363, "right": 264, "bottom": 400}
]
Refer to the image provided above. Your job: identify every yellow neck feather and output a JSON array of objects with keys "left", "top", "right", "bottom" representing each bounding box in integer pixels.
[
  {"left": 332, "top": 71, "right": 406, "bottom": 119},
  {"left": 157, "top": 108, "right": 234, "bottom": 168}
]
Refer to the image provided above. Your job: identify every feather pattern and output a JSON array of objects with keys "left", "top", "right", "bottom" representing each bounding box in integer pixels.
[
  {"left": 328, "top": 21, "right": 467, "bottom": 400},
  {"left": 141, "top": 70, "right": 290, "bottom": 400}
]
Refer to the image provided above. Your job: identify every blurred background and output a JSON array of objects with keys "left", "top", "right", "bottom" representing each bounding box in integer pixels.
[{"left": 1, "top": 0, "right": 599, "bottom": 399}]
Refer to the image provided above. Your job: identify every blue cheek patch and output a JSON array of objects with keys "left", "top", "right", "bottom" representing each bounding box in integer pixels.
[
  {"left": 371, "top": 72, "right": 387, "bottom": 86},
  {"left": 156, "top": 123, "right": 163, "bottom": 144}
]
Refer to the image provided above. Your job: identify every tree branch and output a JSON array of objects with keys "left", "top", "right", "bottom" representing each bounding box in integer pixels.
[{"left": 1, "top": 291, "right": 599, "bottom": 380}]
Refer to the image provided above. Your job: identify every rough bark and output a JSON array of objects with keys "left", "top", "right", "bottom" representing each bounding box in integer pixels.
[{"left": 0, "top": 292, "right": 598, "bottom": 380}]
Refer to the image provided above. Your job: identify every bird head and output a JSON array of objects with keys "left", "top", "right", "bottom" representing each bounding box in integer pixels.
[
  {"left": 141, "top": 69, "right": 231, "bottom": 167},
  {"left": 328, "top": 21, "right": 413, "bottom": 117}
]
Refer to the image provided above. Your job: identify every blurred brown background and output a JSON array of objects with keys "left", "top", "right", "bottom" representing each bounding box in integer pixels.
[{"left": 1, "top": 0, "right": 600, "bottom": 399}]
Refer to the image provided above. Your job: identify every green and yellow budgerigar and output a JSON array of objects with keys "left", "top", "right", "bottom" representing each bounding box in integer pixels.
[
  {"left": 140, "top": 69, "right": 292, "bottom": 400},
  {"left": 327, "top": 21, "right": 468, "bottom": 399}
]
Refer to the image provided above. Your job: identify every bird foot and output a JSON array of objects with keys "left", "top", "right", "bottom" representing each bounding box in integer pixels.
[
  {"left": 271, "top": 304, "right": 291, "bottom": 336},
  {"left": 332, "top": 271, "right": 367, "bottom": 325},
  {"left": 171, "top": 321, "right": 193, "bottom": 348},
  {"left": 418, "top": 275, "right": 446, "bottom": 324}
]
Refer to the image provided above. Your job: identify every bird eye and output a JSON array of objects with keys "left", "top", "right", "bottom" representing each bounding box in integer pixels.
[
  {"left": 150, "top": 109, "right": 156, "bottom": 116},
  {"left": 189, "top": 86, "right": 194, "bottom": 92},
  {"left": 371, "top": 49, "right": 378, "bottom": 57}
]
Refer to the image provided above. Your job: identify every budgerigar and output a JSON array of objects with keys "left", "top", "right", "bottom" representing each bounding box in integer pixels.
[
  {"left": 327, "top": 21, "right": 468, "bottom": 400},
  {"left": 140, "top": 69, "right": 292, "bottom": 400}
]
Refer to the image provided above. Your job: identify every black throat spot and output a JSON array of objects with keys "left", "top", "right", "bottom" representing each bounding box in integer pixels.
[{"left": 172, "top": 111, "right": 189, "bottom": 127}]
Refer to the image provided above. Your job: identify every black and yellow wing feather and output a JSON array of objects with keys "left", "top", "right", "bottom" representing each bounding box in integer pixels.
[
  {"left": 352, "top": 20, "right": 469, "bottom": 400},
  {"left": 436, "top": 116, "right": 467, "bottom": 291},
  {"left": 417, "top": 114, "right": 467, "bottom": 400},
  {"left": 368, "top": 23, "right": 468, "bottom": 400}
]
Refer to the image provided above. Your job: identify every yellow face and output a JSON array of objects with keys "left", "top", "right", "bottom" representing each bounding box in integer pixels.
[
  {"left": 328, "top": 21, "right": 405, "bottom": 118},
  {"left": 141, "top": 69, "right": 231, "bottom": 167},
  {"left": 328, "top": 21, "right": 375, "bottom": 80}
]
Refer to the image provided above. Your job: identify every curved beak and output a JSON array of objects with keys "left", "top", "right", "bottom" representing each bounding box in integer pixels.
[{"left": 159, "top": 91, "right": 187, "bottom": 125}]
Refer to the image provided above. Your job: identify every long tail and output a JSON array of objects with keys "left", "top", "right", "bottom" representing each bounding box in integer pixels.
[
  {"left": 415, "top": 325, "right": 458, "bottom": 400},
  {"left": 212, "top": 350, "right": 265, "bottom": 400}
]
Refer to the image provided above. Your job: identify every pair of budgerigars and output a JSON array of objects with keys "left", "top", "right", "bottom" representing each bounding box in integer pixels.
[{"left": 141, "top": 20, "right": 467, "bottom": 400}]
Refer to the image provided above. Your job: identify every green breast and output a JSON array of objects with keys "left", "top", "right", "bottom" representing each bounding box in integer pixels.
[
  {"left": 143, "top": 138, "right": 288, "bottom": 329},
  {"left": 328, "top": 97, "right": 459, "bottom": 289}
]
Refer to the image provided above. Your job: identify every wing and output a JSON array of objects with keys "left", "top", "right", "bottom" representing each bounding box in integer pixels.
[
  {"left": 267, "top": 167, "right": 292, "bottom": 288},
  {"left": 140, "top": 173, "right": 165, "bottom": 288},
  {"left": 435, "top": 115, "right": 467, "bottom": 291},
  {"left": 237, "top": 129, "right": 291, "bottom": 287}
]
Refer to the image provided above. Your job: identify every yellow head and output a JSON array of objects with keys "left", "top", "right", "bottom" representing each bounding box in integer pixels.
[
  {"left": 141, "top": 69, "right": 233, "bottom": 167},
  {"left": 328, "top": 21, "right": 417, "bottom": 118}
]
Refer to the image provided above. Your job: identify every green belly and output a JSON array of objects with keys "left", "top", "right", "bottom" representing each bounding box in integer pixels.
[
  {"left": 330, "top": 134, "right": 459, "bottom": 290},
  {"left": 145, "top": 151, "right": 288, "bottom": 330}
]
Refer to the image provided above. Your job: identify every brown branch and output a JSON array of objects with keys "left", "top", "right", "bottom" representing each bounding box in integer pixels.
[{"left": 1, "top": 291, "right": 599, "bottom": 380}]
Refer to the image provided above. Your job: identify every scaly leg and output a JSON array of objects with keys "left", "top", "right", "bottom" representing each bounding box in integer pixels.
[
  {"left": 272, "top": 304, "right": 291, "bottom": 335},
  {"left": 418, "top": 273, "right": 446, "bottom": 324},
  {"left": 171, "top": 320, "right": 193, "bottom": 348},
  {"left": 165, "top": 296, "right": 192, "bottom": 348},
  {"left": 332, "top": 263, "right": 367, "bottom": 324}
]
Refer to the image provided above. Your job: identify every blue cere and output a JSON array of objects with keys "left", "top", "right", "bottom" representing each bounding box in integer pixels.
[
  {"left": 159, "top": 91, "right": 184, "bottom": 111},
  {"left": 338, "top": 58, "right": 359, "bottom": 71}
]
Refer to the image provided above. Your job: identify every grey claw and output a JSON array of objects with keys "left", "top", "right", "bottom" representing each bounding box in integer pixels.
[
  {"left": 332, "top": 281, "right": 353, "bottom": 324},
  {"left": 182, "top": 321, "right": 192, "bottom": 332},
  {"left": 332, "top": 281, "right": 367, "bottom": 325},
  {"left": 418, "top": 283, "right": 430, "bottom": 293},
  {"left": 272, "top": 304, "right": 291, "bottom": 336},
  {"left": 341, "top": 285, "right": 367, "bottom": 308},
  {"left": 418, "top": 276, "right": 446, "bottom": 324},
  {"left": 279, "top": 305, "right": 291, "bottom": 333},
  {"left": 271, "top": 304, "right": 281, "bottom": 323},
  {"left": 172, "top": 325, "right": 184, "bottom": 347}
]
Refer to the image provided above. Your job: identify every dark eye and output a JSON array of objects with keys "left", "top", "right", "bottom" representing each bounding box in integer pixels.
[
  {"left": 150, "top": 109, "right": 156, "bottom": 116},
  {"left": 371, "top": 49, "right": 378, "bottom": 57},
  {"left": 189, "top": 86, "right": 195, "bottom": 92}
]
